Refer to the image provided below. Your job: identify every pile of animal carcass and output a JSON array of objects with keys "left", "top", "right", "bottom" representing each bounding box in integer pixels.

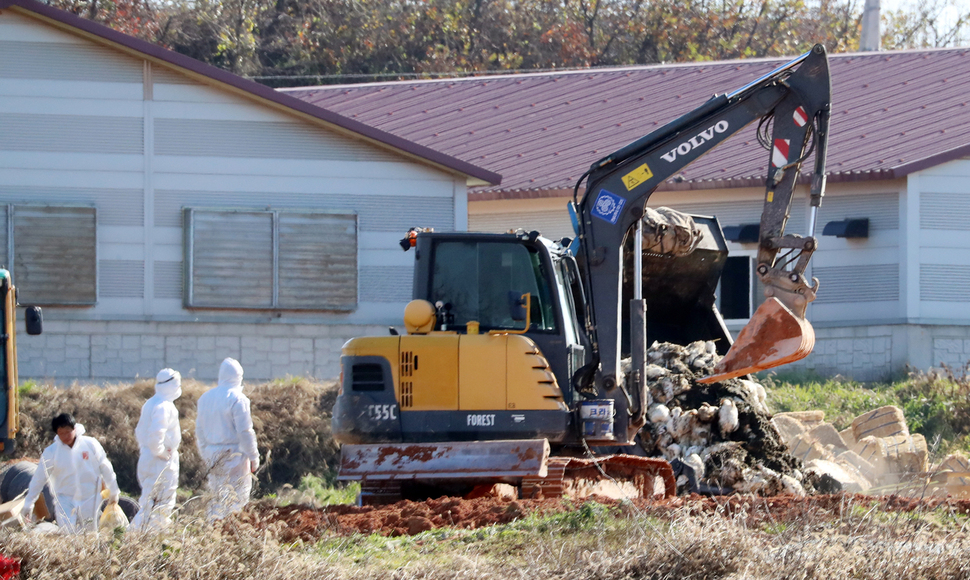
[{"left": 631, "top": 341, "right": 822, "bottom": 496}]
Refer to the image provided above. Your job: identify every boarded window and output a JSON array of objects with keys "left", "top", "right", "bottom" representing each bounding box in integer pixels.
[
  {"left": 184, "top": 208, "right": 357, "bottom": 311},
  {"left": 2, "top": 205, "right": 97, "bottom": 305}
]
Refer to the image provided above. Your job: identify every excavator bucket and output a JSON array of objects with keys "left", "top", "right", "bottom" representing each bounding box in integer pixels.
[{"left": 697, "top": 297, "right": 815, "bottom": 384}]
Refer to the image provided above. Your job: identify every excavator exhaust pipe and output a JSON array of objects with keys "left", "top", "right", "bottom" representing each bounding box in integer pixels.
[{"left": 698, "top": 297, "right": 815, "bottom": 384}]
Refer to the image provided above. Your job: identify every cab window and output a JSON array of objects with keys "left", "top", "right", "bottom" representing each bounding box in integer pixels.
[{"left": 430, "top": 241, "right": 557, "bottom": 332}]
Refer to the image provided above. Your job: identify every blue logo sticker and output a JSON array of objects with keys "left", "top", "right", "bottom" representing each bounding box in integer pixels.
[{"left": 591, "top": 189, "right": 626, "bottom": 224}]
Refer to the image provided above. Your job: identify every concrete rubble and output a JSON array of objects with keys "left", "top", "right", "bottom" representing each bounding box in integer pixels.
[
  {"left": 631, "top": 341, "right": 968, "bottom": 498},
  {"left": 768, "top": 404, "right": 970, "bottom": 497}
]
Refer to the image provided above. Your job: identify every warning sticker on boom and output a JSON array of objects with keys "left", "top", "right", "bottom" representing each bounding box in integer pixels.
[
  {"left": 621, "top": 163, "right": 654, "bottom": 191},
  {"left": 591, "top": 189, "right": 626, "bottom": 224}
]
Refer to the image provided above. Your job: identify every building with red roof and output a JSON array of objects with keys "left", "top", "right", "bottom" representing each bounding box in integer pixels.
[
  {"left": 0, "top": 0, "right": 498, "bottom": 381},
  {"left": 288, "top": 49, "right": 970, "bottom": 380}
]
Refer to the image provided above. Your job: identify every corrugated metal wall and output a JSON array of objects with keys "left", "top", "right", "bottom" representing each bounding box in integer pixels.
[
  {"left": 818, "top": 192, "right": 899, "bottom": 231},
  {"left": 99, "top": 260, "right": 144, "bottom": 298},
  {"left": 665, "top": 198, "right": 807, "bottom": 234},
  {"left": 470, "top": 209, "right": 573, "bottom": 239},
  {"left": 0, "top": 40, "right": 142, "bottom": 82},
  {"left": 0, "top": 113, "right": 142, "bottom": 154},
  {"left": 922, "top": 192, "right": 970, "bottom": 230},
  {"left": 155, "top": 191, "right": 453, "bottom": 232},
  {"left": 921, "top": 264, "right": 970, "bottom": 302},
  {"left": 814, "top": 264, "right": 900, "bottom": 304},
  {"left": 0, "top": 187, "right": 142, "bottom": 226},
  {"left": 155, "top": 119, "right": 400, "bottom": 162}
]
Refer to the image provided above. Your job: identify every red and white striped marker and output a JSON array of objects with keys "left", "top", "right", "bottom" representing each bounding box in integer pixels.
[
  {"left": 793, "top": 106, "right": 808, "bottom": 127},
  {"left": 772, "top": 139, "right": 790, "bottom": 168}
]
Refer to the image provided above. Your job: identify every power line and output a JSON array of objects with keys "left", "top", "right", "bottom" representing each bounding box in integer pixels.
[{"left": 243, "top": 64, "right": 625, "bottom": 82}]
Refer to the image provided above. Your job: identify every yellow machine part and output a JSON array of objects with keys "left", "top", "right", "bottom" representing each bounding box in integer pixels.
[
  {"left": 2, "top": 282, "right": 15, "bottom": 449},
  {"left": 342, "top": 333, "right": 564, "bottom": 412},
  {"left": 400, "top": 335, "right": 459, "bottom": 410}
]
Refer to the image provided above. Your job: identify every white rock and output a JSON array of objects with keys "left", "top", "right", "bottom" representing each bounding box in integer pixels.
[
  {"left": 684, "top": 453, "right": 706, "bottom": 479},
  {"left": 645, "top": 364, "right": 668, "bottom": 380},
  {"left": 719, "top": 398, "right": 739, "bottom": 434},
  {"left": 697, "top": 403, "right": 718, "bottom": 422},
  {"left": 781, "top": 474, "right": 806, "bottom": 496},
  {"left": 664, "top": 443, "right": 682, "bottom": 460},
  {"left": 740, "top": 379, "right": 768, "bottom": 414},
  {"left": 648, "top": 404, "right": 670, "bottom": 424}
]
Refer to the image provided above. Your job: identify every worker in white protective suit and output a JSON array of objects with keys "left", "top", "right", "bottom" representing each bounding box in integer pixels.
[
  {"left": 196, "top": 358, "right": 260, "bottom": 521},
  {"left": 130, "top": 368, "right": 182, "bottom": 532},
  {"left": 21, "top": 413, "right": 120, "bottom": 534}
]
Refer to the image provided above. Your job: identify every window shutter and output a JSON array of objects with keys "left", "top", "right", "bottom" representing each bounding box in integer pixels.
[
  {"left": 13, "top": 205, "right": 96, "bottom": 305},
  {"left": 185, "top": 209, "right": 273, "bottom": 308},
  {"left": 277, "top": 212, "right": 357, "bottom": 311}
]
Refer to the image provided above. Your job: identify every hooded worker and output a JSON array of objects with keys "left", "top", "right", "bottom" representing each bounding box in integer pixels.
[
  {"left": 196, "top": 357, "right": 259, "bottom": 520},
  {"left": 130, "top": 368, "right": 182, "bottom": 532},
  {"left": 21, "top": 413, "right": 120, "bottom": 533}
]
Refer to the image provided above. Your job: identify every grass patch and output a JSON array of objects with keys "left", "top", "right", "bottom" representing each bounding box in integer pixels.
[{"left": 296, "top": 475, "right": 359, "bottom": 506}]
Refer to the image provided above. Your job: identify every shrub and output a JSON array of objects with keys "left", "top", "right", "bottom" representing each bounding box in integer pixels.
[{"left": 13, "top": 378, "right": 340, "bottom": 497}]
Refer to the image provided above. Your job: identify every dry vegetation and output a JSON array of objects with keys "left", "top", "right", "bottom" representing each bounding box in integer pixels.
[
  {"left": 4, "top": 374, "right": 970, "bottom": 578},
  {"left": 14, "top": 377, "right": 341, "bottom": 495},
  {"left": 3, "top": 496, "right": 970, "bottom": 579}
]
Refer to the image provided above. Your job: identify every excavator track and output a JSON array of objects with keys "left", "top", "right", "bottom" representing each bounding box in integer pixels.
[
  {"left": 522, "top": 455, "right": 676, "bottom": 500},
  {"left": 340, "top": 441, "right": 676, "bottom": 504}
]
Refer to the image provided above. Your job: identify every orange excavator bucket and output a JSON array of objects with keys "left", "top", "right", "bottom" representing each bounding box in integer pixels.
[{"left": 697, "top": 297, "right": 815, "bottom": 384}]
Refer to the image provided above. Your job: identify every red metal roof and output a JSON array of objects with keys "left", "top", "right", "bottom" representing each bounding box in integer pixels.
[
  {"left": 284, "top": 49, "right": 970, "bottom": 200},
  {"left": 0, "top": 0, "right": 500, "bottom": 186}
]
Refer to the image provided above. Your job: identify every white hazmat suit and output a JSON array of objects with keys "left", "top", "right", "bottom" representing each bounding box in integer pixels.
[
  {"left": 22, "top": 424, "right": 120, "bottom": 534},
  {"left": 196, "top": 358, "right": 259, "bottom": 520},
  {"left": 130, "top": 368, "right": 182, "bottom": 532}
]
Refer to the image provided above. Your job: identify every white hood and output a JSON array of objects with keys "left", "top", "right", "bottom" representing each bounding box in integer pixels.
[
  {"left": 155, "top": 368, "right": 182, "bottom": 402},
  {"left": 218, "top": 358, "right": 244, "bottom": 391}
]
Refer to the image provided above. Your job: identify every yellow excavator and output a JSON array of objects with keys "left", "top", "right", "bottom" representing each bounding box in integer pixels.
[{"left": 333, "top": 45, "right": 832, "bottom": 504}]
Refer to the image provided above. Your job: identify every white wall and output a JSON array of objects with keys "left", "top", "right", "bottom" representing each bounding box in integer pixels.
[
  {"left": 915, "top": 159, "right": 970, "bottom": 320},
  {"left": 0, "top": 10, "right": 467, "bottom": 380}
]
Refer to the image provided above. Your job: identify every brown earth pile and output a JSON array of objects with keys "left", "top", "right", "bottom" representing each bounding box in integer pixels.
[{"left": 242, "top": 492, "right": 970, "bottom": 541}]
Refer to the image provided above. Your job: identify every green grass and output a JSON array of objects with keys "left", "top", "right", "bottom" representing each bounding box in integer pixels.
[{"left": 297, "top": 475, "right": 359, "bottom": 506}]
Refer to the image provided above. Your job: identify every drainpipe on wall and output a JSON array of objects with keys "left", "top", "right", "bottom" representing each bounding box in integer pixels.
[{"left": 860, "top": 0, "right": 881, "bottom": 51}]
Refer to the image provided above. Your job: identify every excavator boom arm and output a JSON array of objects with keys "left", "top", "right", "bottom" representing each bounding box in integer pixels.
[{"left": 575, "top": 45, "right": 831, "bottom": 400}]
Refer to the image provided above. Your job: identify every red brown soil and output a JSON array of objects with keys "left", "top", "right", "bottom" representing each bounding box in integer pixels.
[{"left": 240, "top": 493, "right": 970, "bottom": 543}]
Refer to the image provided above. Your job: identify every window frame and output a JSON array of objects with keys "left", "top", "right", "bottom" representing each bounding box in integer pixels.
[
  {"left": 4, "top": 204, "right": 98, "bottom": 306},
  {"left": 183, "top": 207, "right": 358, "bottom": 312}
]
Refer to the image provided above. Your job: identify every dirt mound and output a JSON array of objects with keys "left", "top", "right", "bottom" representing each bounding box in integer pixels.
[
  {"left": 242, "top": 492, "right": 970, "bottom": 542},
  {"left": 245, "top": 496, "right": 573, "bottom": 540},
  {"left": 633, "top": 341, "right": 807, "bottom": 495}
]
